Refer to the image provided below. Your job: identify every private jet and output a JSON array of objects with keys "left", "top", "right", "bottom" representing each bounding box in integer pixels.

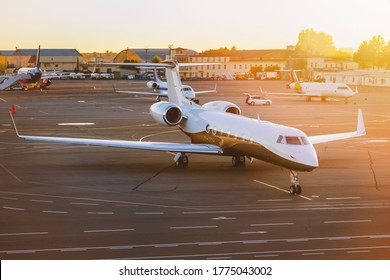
[
  {"left": 9, "top": 60, "right": 366, "bottom": 195},
  {"left": 117, "top": 67, "right": 217, "bottom": 103},
  {"left": 266, "top": 70, "right": 358, "bottom": 103}
]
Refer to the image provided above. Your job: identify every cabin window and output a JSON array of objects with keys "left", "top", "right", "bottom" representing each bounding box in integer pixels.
[{"left": 337, "top": 86, "right": 349, "bottom": 90}]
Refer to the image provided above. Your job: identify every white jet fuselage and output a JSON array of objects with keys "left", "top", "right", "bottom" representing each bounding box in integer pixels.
[
  {"left": 290, "top": 82, "right": 355, "bottom": 98},
  {"left": 180, "top": 106, "right": 319, "bottom": 171}
]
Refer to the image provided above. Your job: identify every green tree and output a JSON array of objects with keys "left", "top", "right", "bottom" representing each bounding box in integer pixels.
[
  {"left": 354, "top": 35, "right": 387, "bottom": 69},
  {"left": 384, "top": 41, "right": 390, "bottom": 69},
  {"left": 250, "top": 65, "right": 263, "bottom": 76},
  {"left": 296, "top": 28, "right": 337, "bottom": 57},
  {"left": 151, "top": 55, "right": 162, "bottom": 63}
]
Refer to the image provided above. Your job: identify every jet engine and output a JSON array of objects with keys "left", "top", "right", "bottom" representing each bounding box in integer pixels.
[
  {"left": 150, "top": 101, "right": 183, "bottom": 126},
  {"left": 202, "top": 101, "right": 241, "bottom": 115},
  {"left": 146, "top": 81, "right": 159, "bottom": 89}
]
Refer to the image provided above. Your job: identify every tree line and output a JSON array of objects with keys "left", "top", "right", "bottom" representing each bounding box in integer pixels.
[
  {"left": 201, "top": 29, "right": 390, "bottom": 70},
  {"left": 296, "top": 29, "right": 390, "bottom": 69}
]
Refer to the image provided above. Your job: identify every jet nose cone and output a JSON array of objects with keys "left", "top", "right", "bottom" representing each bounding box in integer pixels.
[
  {"left": 308, "top": 153, "right": 319, "bottom": 168},
  {"left": 304, "top": 147, "right": 318, "bottom": 170}
]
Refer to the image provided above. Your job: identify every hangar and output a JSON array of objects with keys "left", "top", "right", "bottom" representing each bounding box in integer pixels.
[{"left": 0, "top": 48, "right": 83, "bottom": 72}]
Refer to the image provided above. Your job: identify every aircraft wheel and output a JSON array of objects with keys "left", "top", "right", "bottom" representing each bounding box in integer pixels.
[
  {"left": 175, "top": 155, "right": 189, "bottom": 168},
  {"left": 250, "top": 102, "right": 255, "bottom": 105},
  {"left": 232, "top": 155, "right": 245, "bottom": 167},
  {"left": 295, "top": 185, "right": 302, "bottom": 195},
  {"left": 289, "top": 185, "right": 296, "bottom": 195}
]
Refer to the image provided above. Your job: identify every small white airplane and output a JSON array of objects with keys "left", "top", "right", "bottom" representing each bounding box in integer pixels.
[
  {"left": 9, "top": 60, "right": 366, "bottom": 195},
  {"left": 267, "top": 70, "right": 358, "bottom": 103},
  {"left": 116, "top": 67, "right": 217, "bottom": 103}
]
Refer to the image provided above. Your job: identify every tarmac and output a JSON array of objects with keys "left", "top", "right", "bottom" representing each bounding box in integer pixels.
[{"left": 0, "top": 79, "right": 389, "bottom": 259}]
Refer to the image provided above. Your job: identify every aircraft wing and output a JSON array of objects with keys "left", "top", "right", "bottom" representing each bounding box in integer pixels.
[
  {"left": 308, "top": 109, "right": 366, "bottom": 145},
  {"left": 116, "top": 90, "right": 167, "bottom": 97},
  {"left": 194, "top": 84, "right": 217, "bottom": 95},
  {"left": 9, "top": 112, "right": 222, "bottom": 155}
]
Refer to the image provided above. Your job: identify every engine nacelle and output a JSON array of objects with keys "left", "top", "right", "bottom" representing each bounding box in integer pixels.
[
  {"left": 202, "top": 101, "right": 241, "bottom": 115},
  {"left": 146, "top": 81, "right": 159, "bottom": 89},
  {"left": 150, "top": 101, "right": 183, "bottom": 126}
]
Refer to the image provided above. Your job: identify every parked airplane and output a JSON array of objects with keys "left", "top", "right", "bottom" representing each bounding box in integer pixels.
[
  {"left": 0, "top": 46, "right": 52, "bottom": 91},
  {"left": 267, "top": 70, "right": 358, "bottom": 103},
  {"left": 117, "top": 67, "right": 217, "bottom": 103},
  {"left": 9, "top": 60, "right": 366, "bottom": 195}
]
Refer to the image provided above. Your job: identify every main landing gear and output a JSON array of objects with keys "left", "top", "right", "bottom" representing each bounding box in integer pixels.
[
  {"left": 174, "top": 153, "right": 189, "bottom": 168},
  {"left": 232, "top": 155, "right": 246, "bottom": 168},
  {"left": 289, "top": 170, "right": 302, "bottom": 195}
]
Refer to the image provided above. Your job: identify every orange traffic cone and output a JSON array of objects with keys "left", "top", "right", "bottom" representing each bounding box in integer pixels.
[{"left": 11, "top": 104, "right": 17, "bottom": 114}]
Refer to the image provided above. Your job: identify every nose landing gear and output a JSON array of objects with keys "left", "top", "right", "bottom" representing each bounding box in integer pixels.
[{"left": 289, "top": 170, "right": 302, "bottom": 195}]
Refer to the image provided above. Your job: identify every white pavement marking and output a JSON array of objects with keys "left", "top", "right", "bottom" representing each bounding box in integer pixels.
[
  {"left": 58, "top": 123, "right": 95, "bottom": 126},
  {"left": 84, "top": 229, "right": 134, "bottom": 233},
  {"left": 2, "top": 206, "right": 24, "bottom": 211},
  {"left": 88, "top": 212, "right": 114, "bottom": 215},
  {"left": 253, "top": 180, "right": 312, "bottom": 201},
  {"left": 257, "top": 199, "right": 293, "bottom": 202},
  {"left": 302, "top": 252, "right": 325, "bottom": 256},
  {"left": 0, "top": 164, "right": 23, "bottom": 183},
  {"left": 1, "top": 197, "right": 18, "bottom": 200},
  {"left": 347, "top": 250, "right": 370, "bottom": 254},
  {"left": 251, "top": 222, "right": 294, "bottom": 226},
  {"left": 324, "top": 220, "right": 372, "bottom": 224},
  {"left": 0, "top": 232, "right": 48, "bottom": 236},
  {"left": 211, "top": 216, "right": 236, "bottom": 220},
  {"left": 136, "top": 212, "right": 164, "bottom": 215},
  {"left": 31, "top": 200, "right": 53, "bottom": 203},
  {"left": 70, "top": 202, "right": 99, "bottom": 206},
  {"left": 326, "top": 197, "right": 361, "bottom": 200},
  {"left": 255, "top": 254, "right": 279, "bottom": 258},
  {"left": 170, "top": 226, "right": 218, "bottom": 230},
  {"left": 42, "top": 210, "right": 68, "bottom": 214}
]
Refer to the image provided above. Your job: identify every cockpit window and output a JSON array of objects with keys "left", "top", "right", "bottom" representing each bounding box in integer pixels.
[
  {"left": 277, "top": 135, "right": 284, "bottom": 144},
  {"left": 285, "top": 136, "right": 302, "bottom": 145},
  {"left": 300, "top": 136, "right": 310, "bottom": 145},
  {"left": 337, "top": 86, "right": 349, "bottom": 90},
  {"left": 277, "top": 135, "right": 309, "bottom": 145}
]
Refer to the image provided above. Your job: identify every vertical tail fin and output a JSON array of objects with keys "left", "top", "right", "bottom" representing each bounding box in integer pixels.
[
  {"left": 290, "top": 69, "right": 299, "bottom": 83},
  {"left": 153, "top": 67, "right": 163, "bottom": 83},
  {"left": 164, "top": 60, "right": 189, "bottom": 107},
  {"left": 35, "top": 45, "right": 41, "bottom": 69}
]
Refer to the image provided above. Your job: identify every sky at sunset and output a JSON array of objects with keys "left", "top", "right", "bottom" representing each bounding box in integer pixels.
[{"left": 2, "top": 0, "right": 390, "bottom": 52}]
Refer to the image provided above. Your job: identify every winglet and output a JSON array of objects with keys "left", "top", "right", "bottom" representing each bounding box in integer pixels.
[
  {"left": 354, "top": 86, "right": 359, "bottom": 95},
  {"left": 357, "top": 108, "right": 366, "bottom": 136},
  {"left": 8, "top": 111, "right": 20, "bottom": 137}
]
